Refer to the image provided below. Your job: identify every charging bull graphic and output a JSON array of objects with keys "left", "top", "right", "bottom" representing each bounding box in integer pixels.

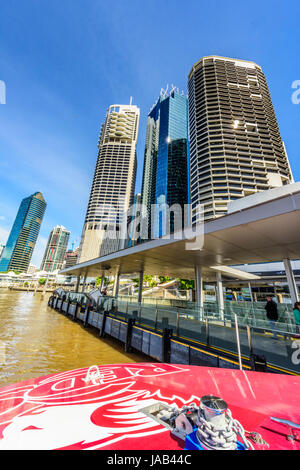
[{"left": 0, "top": 364, "right": 196, "bottom": 450}]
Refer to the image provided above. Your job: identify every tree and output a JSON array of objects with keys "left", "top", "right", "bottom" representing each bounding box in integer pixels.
[
  {"left": 177, "top": 278, "right": 194, "bottom": 290},
  {"left": 143, "top": 275, "right": 158, "bottom": 288},
  {"left": 95, "top": 276, "right": 107, "bottom": 287},
  {"left": 158, "top": 276, "right": 172, "bottom": 284}
]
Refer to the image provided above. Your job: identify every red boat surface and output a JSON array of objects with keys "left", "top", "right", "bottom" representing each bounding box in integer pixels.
[{"left": 0, "top": 363, "right": 299, "bottom": 450}]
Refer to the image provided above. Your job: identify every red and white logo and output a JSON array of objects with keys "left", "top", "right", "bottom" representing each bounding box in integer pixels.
[{"left": 0, "top": 363, "right": 198, "bottom": 450}]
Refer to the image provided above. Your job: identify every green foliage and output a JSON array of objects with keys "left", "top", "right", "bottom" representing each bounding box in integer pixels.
[
  {"left": 131, "top": 278, "right": 140, "bottom": 287},
  {"left": 38, "top": 278, "right": 46, "bottom": 285},
  {"left": 95, "top": 276, "right": 107, "bottom": 287},
  {"left": 143, "top": 275, "right": 158, "bottom": 288},
  {"left": 0, "top": 270, "right": 20, "bottom": 275},
  {"left": 158, "top": 276, "right": 172, "bottom": 284},
  {"left": 130, "top": 275, "right": 157, "bottom": 289},
  {"left": 177, "top": 278, "right": 194, "bottom": 290},
  {"left": 24, "top": 281, "right": 29, "bottom": 287}
]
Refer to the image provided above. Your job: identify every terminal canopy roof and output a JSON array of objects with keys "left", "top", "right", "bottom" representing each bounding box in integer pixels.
[{"left": 60, "top": 189, "right": 300, "bottom": 282}]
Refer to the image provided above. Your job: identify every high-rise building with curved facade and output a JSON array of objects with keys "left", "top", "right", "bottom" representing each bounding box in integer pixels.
[
  {"left": 0, "top": 192, "right": 46, "bottom": 272},
  {"left": 78, "top": 103, "right": 140, "bottom": 262},
  {"left": 188, "top": 56, "right": 293, "bottom": 224}
]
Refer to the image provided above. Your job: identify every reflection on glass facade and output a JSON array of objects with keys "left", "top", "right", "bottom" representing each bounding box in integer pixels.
[
  {"left": 153, "top": 88, "right": 189, "bottom": 237},
  {"left": 141, "top": 87, "right": 189, "bottom": 239},
  {"left": 0, "top": 192, "right": 46, "bottom": 272},
  {"left": 141, "top": 100, "right": 160, "bottom": 239}
]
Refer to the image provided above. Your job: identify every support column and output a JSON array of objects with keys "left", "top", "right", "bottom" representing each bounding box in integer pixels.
[
  {"left": 283, "top": 258, "right": 299, "bottom": 305},
  {"left": 195, "top": 266, "right": 203, "bottom": 320},
  {"left": 75, "top": 276, "right": 80, "bottom": 293},
  {"left": 138, "top": 271, "right": 143, "bottom": 304},
  {"left": 248, "top": 282, "right": 254, "bottom": 302},
  {"left": 216, "top": 271, "right": 224, "bottom": 320},
  {"left": 81, "top": 273, "right": 87, "bottom": 293},
  {"left": 99, "top": 272, "right": 105, "bottom": 292},
  {"left": 113, "top": 268, "right": 120, "bottom": 298}
]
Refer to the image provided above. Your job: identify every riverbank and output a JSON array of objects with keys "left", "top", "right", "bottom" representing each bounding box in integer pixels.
[{"left": 8, "top": 287, "right": 54, "bottom": 292}]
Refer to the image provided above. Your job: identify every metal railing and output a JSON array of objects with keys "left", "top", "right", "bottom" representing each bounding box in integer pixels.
[{"left": 53, "top": 291, "right": 300, "bottom": 374}]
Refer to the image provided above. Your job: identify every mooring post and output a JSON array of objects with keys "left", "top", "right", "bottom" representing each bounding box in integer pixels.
[
  {"left": 100, "top": 311, "right": 108, "bottom": 338},
  {"left": 125, "top": 317, "right": 135, "bottom": 353},
  {"left": 73, "top": 301, "right": 79, "bottom": 321},
  {"left": 162, "top": 328, "right": 172, "bottom": 363},
  {"left": 84, "top": 304, "right": 91, "bottom": 327}
]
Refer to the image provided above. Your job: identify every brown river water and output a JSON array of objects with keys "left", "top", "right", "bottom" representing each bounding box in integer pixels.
[{"left": 0, "top": 289, "right": 147, "bottom": 387}]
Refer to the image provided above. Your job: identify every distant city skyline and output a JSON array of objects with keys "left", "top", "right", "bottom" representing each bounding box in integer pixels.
[{"left": 0, "top": 1, "right": 299, "bottom": 266}]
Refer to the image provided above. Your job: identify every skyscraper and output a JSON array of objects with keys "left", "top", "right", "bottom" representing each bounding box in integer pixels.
[
  {"left": 78, "top": 103, "right": 140, "bottom": 262},
  {"left": 64, "top": 246, "right": 79, "bottom": 269},
  {"left": 141, "top": 86, "right": 189, "bottom": 238},
  {"left": 0, "top": 245, "right": 4, "bottom": 259},
  {"left": 0, "top": 192, "right": 46, "bottom": 273},
  {"left": 141, "top": 99, "right": 160, "bottom": 238},
  {"left": 41, "top": 225, "right": 70, "bottom": 272},
  {"left": 188, "top": 56, "right": 293, "bottom": 224},
  {"left": 127, "top": 193, "right": 142, "bottom": 248}
]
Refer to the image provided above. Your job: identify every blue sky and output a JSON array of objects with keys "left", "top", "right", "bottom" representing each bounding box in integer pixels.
[{"left": 0, "top": 0, "right": 299, "bottom": 266}]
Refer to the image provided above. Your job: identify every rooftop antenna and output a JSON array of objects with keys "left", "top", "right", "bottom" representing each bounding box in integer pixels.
[{"left": 130, "top": 96, "right": 133, "bottom": 105}]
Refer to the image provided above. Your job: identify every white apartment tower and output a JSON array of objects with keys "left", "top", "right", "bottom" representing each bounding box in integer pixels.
[
  {"left": 79, "top": 103, "right": 140, "bottom": 262},
  {"left": 188, "top": 56, "right": 293, "bottom": 224},
  {"left": 41, "top": 225, "right": 70, "bottom": 272}
]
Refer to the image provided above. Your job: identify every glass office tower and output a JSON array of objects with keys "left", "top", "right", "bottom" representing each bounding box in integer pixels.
[
  {"left": 141, "top": 87, "right": 189, "bottom": 239},
  {"left": 0, "top": 192, "right": 46, "bottom": 272}
]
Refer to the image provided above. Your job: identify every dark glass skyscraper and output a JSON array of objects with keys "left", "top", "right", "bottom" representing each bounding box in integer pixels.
[
  {"left": 141, "top": 87, "right": 189, "bottom": 238},
  {"left": 0, "top": 192, "right": 46, "bottom": 272}
]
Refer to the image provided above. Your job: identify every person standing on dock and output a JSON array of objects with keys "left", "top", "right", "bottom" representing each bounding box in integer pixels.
[
  {"left": 293, "top": 302, "right": 300, "bottom": 334},
  {"left": 265, "top": 296, "right": 278, "bottom": 339}
]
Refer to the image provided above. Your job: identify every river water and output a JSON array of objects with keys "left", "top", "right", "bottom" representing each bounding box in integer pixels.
[{"left": 0, "top": 289, "right": 147, "bottom": 387}]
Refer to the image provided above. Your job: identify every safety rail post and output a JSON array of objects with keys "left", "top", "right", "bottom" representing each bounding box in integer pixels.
[
  {"left": 125, "top": 317, "right": 135, "bottom": 353},
  {"left": 176, "top": 310, "right": 179, "bottom": 337},
  {"left": 206, "top": 317, "right": 209, "bottom": 346},
  {"left": 234, "top": 314, "right": 243, "bottom": 371},
  {"left": 138, "top": 304, "right": 142, "bottom": 324},
  {"left": 162, "top": 328, "right": 173, "bottom": 363},
  {"left": 154, "top": 308, "right": 158, "bottom": 331},
  {"left": 161, "top": 316, "right": 169, "bottom": 330},
  {"left": 246, "top": 325, "right": 253, "bottom": 355}
]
